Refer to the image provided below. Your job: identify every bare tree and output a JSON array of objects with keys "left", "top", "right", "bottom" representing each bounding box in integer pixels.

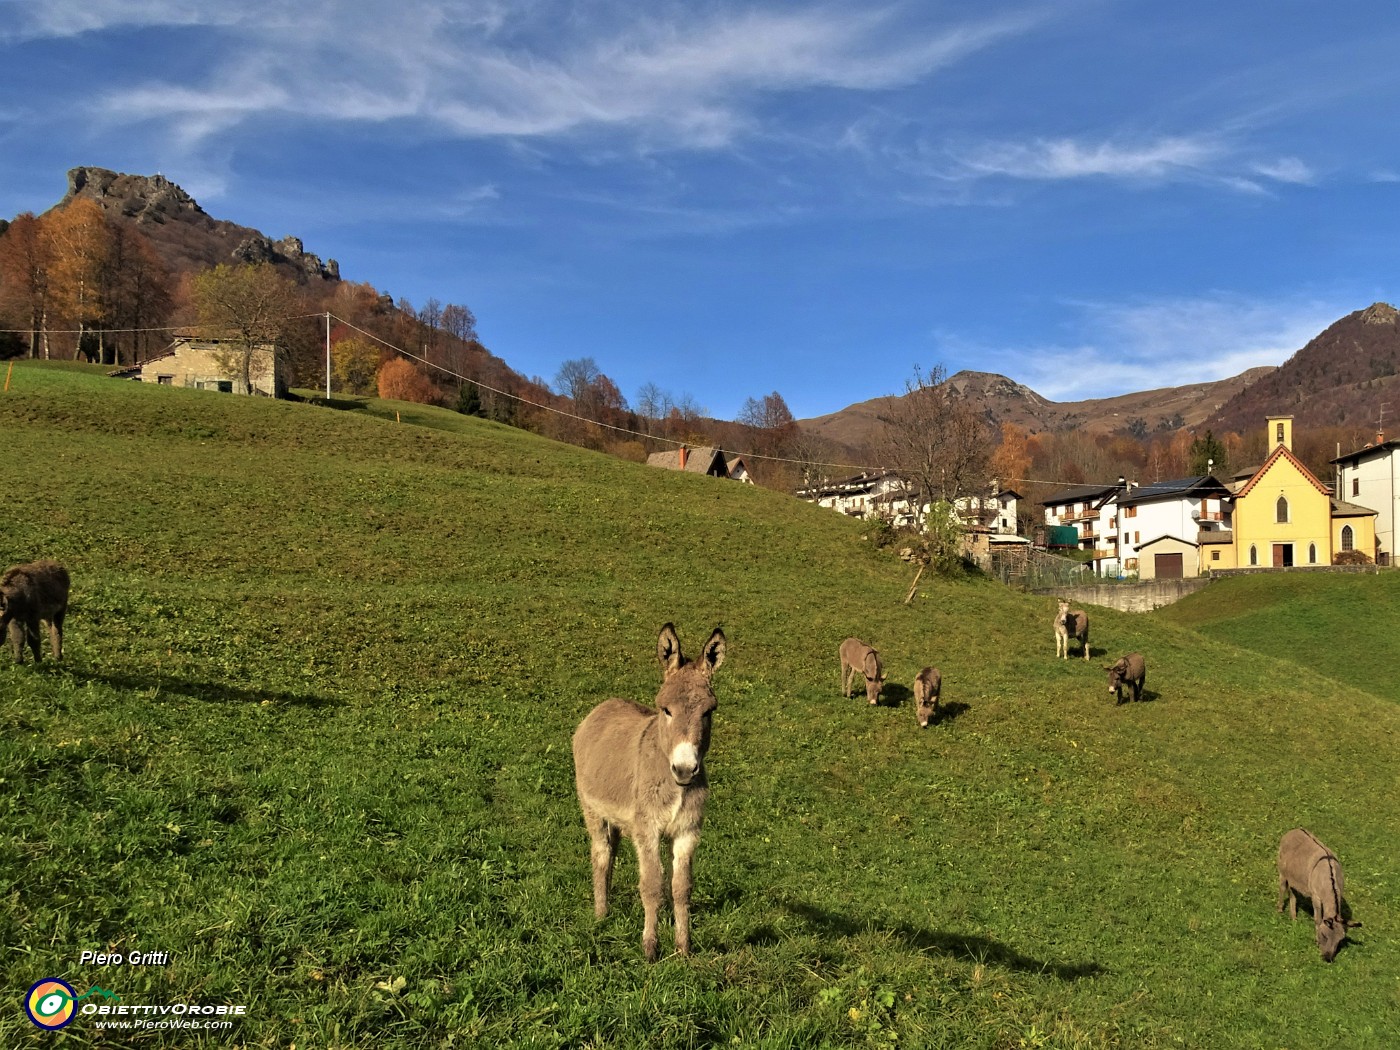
[
  {"left": 191, "top": 263, "right": 298, "bottom": 394},
  {"left": 876, "top": 363, "right": 991, "bottom": 526}
]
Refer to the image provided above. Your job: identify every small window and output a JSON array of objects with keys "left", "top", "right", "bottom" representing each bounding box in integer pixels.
[
  {"left": 1342, "top": 525, "right": 1354, "bottom": 552},
  {"left": 1308, "top": 543, "right": 1317, "bottom": 564},
  {"left": 1276, "top": 422, "right": 1285, "bottom": 444},
  {"left": 1276, "top": 496, "right": 1289, "bottom": 524},
  {"left": 157, "top": 375, "right": 173, "bottom": 385},
  {"left": 1211, "top": 550, "right": 1220, "bottom": 562},
  {"left": 216, "top": 380, "right": 234, "bottom": 393},
  {"left": 1352, "top": 477, "right": 1360, "bottom": 497},
  {"left": 1249, "top": 544, "right": 1258, "bottom": 566}
]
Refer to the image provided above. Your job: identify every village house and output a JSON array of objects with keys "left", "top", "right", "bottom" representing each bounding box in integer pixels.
[
  {"left": 951, "top": 485, "right": 1023, "bottom": 535},
  {"left": 1039, "top": 482, "right": 1123, "bottom": 574},
  {"left": 133, "top": 337, "right": 285, "bottom": 397},
  {"left": 795, "top": 470, "right": 917, "bottom": 525},
  {"left": 1116, "top": 475, "right": 1233, "bottom": 579},
  {"left": 645, "top": 445, "right": 753, "bottom": 483},
  {"left": 1331, "top": 433, "right": 1398, "bottom": 565}
]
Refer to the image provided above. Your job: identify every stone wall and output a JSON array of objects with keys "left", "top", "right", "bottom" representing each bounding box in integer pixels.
[{"left": 1030, "top": 577, "right": 1214, "bottom": 613}]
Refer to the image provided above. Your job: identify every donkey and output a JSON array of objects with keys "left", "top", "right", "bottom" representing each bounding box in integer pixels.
[
  {"left": 1054, "top": 599, "right": 1090, "bottom": 661},
  {"left": 913, "top": 666, "right": 941, "bottom": 728},
  {"left": 1277, "top": 828, "right": 1362, "bottom": 962},
  {"left": 839, "top": 637, "right": 886, "bottom": 705},
  {"left": 572, "top": 623, "right": 726, "bottom": 961},
  {"left": 0, "top": 560, "right": 70, "bottom": 664},
  {"left": 1104, "top": 652, "right": 1146, "bottom": 703}
]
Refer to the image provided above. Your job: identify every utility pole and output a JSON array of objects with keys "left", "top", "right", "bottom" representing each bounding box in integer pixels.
[{"left": 324, "top": 311, "right": 331, "bottom": 400}]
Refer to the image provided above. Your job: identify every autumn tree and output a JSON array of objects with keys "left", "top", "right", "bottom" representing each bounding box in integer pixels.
[
  {"left": 103, "top": 222, "right": 174, "bottom": 364},
  {"left": 441, "top": 302, "right": 477, "bottom": 342},
  {"left": 0, "top": 213, "right": 54, "bottom": 358},
  {"left": 377, "top": 357, "right": 441, "bottom": 404},
  {"left": 332, "top": 336, "right": 381, "bottom": 394},
  {"left": 191, "top": 263, "right": 298, "bottom": 395},
  {"left": 46, "top": 198, "right": 113, "bottom": 360},
  {"left": 989, "top": 422, "right": 1033, "bottom": 488},
  {"left": 876, "top": 363, "right": 991, "bottom": 526},
  {"left": 737, "top": 390, "right": 797, "bottom": 457}
]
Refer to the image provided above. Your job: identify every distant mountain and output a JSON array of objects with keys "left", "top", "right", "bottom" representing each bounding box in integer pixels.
[
  {"left": 1202, "top": 302, "right": 1400, "bottom": 436},
  {"left": 56, "top": 166, "right": 339, "bottom": 283},
  {"left": 799, "top": 367, "right": 1274, "bottom": 452}
]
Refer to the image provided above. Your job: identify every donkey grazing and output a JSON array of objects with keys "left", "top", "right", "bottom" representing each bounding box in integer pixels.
[
  {"left": 839, "top": 637, "right": 886, "bottom": 705},
  {"left": 1277, "top": 828, "right": 1362, "bottom": 962},
  {"left": 1054, "top": 599, "right": 1090, "bottom": 661},
  {"left": 913, "top": 666, "right": 942, "bottom": 728},
  {"left": 0, "top": 560, "right": 70, "bottom": 664},
  {"left": 1104, "top": 652, "right": 1146, "bottom": 703},
  {"left": 572, "top": 623, "right": 726, "bottom": 961}
]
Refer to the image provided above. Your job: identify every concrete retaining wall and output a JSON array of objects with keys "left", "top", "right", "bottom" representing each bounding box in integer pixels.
[{"left": 1030, "top": 577, "right": 1214, "bottom": 612}]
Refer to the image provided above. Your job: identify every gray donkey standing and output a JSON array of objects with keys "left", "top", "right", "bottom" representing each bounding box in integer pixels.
[
  {"left": 0, "top": 560, "right": 70, "bottom": 663},
  {"left": 573, "top": 623, "right": 726, "bottom": 961}
]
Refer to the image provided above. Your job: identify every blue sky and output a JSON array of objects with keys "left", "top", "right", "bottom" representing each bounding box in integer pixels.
[{"left": 4, "top": 1, "right": 1399, "bottom": 421}]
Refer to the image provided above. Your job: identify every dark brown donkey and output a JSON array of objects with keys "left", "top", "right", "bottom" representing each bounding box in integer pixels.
[
  {"left": 0, "top": 560, "right": 70, "bottom": 663},
  {"left": 573, "top": 623, "right": 726, "bottom": 961}
]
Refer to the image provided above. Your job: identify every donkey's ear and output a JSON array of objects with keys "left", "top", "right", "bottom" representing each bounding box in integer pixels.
[
  {"left": 657, "top": 623, "right": 683, "bottom": 675},
  {"left": 699, "top": 628, "right": 726, "bottom": 676}
]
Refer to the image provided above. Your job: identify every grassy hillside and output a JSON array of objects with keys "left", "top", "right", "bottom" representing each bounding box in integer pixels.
[
  {"left": 2, "top": 362, "right": 1397, "bottom": 1048},
  {"left": 1157, "top": 571, "right": 1400, "bottom": 705}
]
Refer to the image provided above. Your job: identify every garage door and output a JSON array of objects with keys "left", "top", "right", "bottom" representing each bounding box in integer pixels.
[{"left": 1154, "top": 553, "right": 1184, "bottom": 579}]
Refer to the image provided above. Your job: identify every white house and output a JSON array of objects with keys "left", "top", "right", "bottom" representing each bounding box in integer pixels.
[
  {"left": 1331, "top": 436, "right": 1399, "bottom": 565},
  {"left": 1040, "top": 482, "right": 1122, "bottom": 573},
  {"left": 796, "top": 471, "right": 921, "bottom": 526},
  {"left": 1115, "top": 475, "right": 1233, "bottom": 577},
  {"left": 952, "top": 486, "right": 1023, "bottom": 535},
  {"left": 1042, "top": 476, "right": 1231, "bottom": 578}
]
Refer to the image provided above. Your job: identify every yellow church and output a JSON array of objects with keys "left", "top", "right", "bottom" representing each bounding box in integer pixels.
[{"left": 1214, "top": 416, "right": 1377, "bottom": 569}]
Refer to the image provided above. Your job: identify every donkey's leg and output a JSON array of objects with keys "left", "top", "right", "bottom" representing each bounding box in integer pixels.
[
  {"left": 582, "top": 806, "right": 617, "bottom": 919},
  {"left": 635, "top": 831, "right": 664, "bottom": 962},
  {"left": 50, "top": 609, "right": 65, "bottom": 662},
  {"left": 24, "top": 615, "right": 41, "bottom": 663},
  {"left": 671, "top": 830, "right": 699, "bottom": 956}
]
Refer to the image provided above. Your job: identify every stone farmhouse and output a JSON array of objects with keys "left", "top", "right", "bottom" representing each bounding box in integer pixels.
[
  {"left": 645, "top": 445, "right": 753, "bottom": 483},
  {"left": 131, "top": 337, "right": 285, "bottom": 397}
]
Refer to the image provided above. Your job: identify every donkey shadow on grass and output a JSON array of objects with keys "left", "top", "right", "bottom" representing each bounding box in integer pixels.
[
  {"left": 873, "top": 685, "right": 971, "bottom": 726},
  {"left": 773, "top": 899, "right": 1104, "bottom": 981},
  {"left": 78, "top": 669, "right": 337, "bottom": 709}
]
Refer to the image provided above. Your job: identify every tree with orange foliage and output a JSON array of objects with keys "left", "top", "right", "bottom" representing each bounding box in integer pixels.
[
  {"left": 0, "top": 213, "right": 54, "bottom": 358},
  {"left": 989, "top": 422, "right": 1032, "bottom": 489},
  {"left": 46, "top": 198, "right": 114, "bottom": 360},
  {"left": 377, "top": 356, "right": 441, "bottom": 405}
]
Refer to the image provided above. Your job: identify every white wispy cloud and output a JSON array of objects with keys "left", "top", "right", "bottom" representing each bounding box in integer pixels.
[
  {"left": 944, "top": 293, "right": 1354, "bottom": 402},
  {"left": 955, "top": 136, "right": 1225, "bottom": 182},
  {"left": 86, "top": 2, "right": 1042, "bottom": 151}
]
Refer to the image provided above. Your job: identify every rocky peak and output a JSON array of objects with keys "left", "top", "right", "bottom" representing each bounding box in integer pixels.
[
  {"left": 1358, "top": 301, "right": 1398, "bottom": 325},
  {"left": 65, "top": 166, "right": 207, "bottom": 225},
  {"left": 59, "top": 166, "right": 338, "bottom": 282}
]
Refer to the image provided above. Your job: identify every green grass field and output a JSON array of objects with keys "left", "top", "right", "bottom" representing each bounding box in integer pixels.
[{"left": 2, "top": 362, "right": 1397, "bottom": 1048}]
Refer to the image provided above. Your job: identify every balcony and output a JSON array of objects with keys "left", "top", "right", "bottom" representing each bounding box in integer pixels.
[{"left": 1192, "top": 510, "right": 1228, "bottom": 522}]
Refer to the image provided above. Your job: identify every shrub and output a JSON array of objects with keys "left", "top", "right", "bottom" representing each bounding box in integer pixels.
[{"left": 377, "top": 357, "right": 441, "bottom": 405}]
